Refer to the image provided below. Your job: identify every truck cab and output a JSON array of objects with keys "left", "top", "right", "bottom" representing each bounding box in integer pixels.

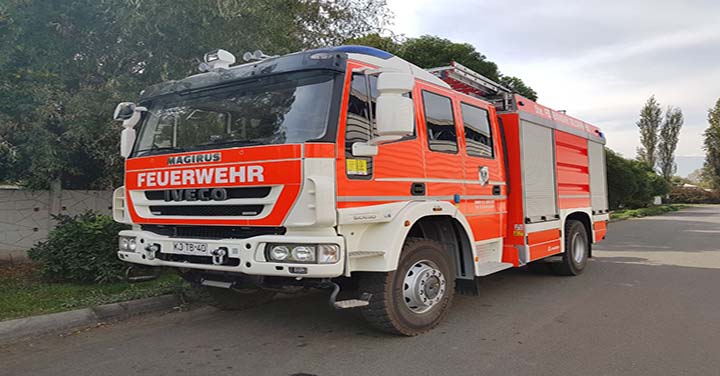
[{"left": 113, "top": 46, "right": 608, "bottom": 336}]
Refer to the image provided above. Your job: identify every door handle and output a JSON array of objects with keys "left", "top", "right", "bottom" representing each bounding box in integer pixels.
[{"left": 492, "top": 185, "right": 502, "bottom": 196}]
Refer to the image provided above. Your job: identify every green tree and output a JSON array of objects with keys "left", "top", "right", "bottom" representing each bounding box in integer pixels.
[
  {"left": 704, "top": 98, "right": 720, "bottom": 189},
  {"left": 0, "top": 0, "right": 391, "bottom": 189},
  {"left": 499, "top": 76, "right": 537, "bottom": 101},
  {"left": 348, "top": 34, "right": 539, "bottom": 100},
  {"left": 606, "top": 148, "right": 669, "bottom": 209},
  {"left": 636, "top": 95, "right": 662, "bottom": 169},
  {"left": 657, "top": 106, "right": 683, "bottom": 181}
]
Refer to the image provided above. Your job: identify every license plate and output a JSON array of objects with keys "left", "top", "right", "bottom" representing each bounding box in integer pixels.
[{"left": 170, "top": 242, "right": 209, "bottom": 255}]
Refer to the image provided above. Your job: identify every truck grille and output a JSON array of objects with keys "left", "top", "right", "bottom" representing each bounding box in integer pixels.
[
  {"left": 144, "top": 187, "right": 271, "bottom": 201},
  {"left": 148, "top": 205, "right": 264, "bottom": 216},
  {"left": 141, "top": 225, "right": 286, "bottom": 239}
]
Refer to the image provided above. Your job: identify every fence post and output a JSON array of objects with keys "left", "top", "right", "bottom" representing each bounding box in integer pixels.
[{"left": 48, "top": 179, "right": 62, "bottom": 228}]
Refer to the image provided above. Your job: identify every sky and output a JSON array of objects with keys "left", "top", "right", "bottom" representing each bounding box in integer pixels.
[{"left": 385, "top": 0, "right": 720, "bottom": 175}]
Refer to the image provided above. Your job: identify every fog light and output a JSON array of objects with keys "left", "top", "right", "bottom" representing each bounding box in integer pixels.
[
  {"left": 269, "top": 245, "right": 290, "bottom": 261},
  {"left": 291, "top": 246, "right": 315, "bottom": 262},
  {"left": 318, "top": 244, "right": 339, "bottom": 264},
  {"left": 119, "top": 237, "right": 129, "bottom": 251},
  {"left": 128, "top": 238, "right": 137, "bottom": 251}
]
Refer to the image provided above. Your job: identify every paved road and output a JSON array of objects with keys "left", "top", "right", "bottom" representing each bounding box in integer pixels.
[{"left": 2, "top": 206, "right": 720, "bottom": 376}]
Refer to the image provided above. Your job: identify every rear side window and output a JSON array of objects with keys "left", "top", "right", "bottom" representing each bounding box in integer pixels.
[
  {"left": 461, "top": 103, "right": 493, "bottom": 158},
  {"left": 422, "top": 91, "right": 457, "bottom": 153}
]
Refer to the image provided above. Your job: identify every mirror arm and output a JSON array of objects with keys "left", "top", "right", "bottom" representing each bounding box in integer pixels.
[{"left": 122, "top": 106, "right": 147, "bottom": 129}]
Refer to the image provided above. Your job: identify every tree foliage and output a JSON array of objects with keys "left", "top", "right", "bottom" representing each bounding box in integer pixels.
[
  {"left": 0, "top": 0, "right": 391, "bottom": 189},
  {"left": 28, "top": 212, "right": 130, "bottom": 283},
  {"left": 703, "top": 98, "right": 720, "bottom": 189},
  {"left": 636, "top": 95, "right": 662, "bottom": 169},
  {"left": 606, "top": 148, "right": 670, "bottom": 209},
  {"left": 657, "top": 106, "right": 683, "bottom": 181},
  {"left": 348, "top": 34, "right": 538, "bottom": 100}
]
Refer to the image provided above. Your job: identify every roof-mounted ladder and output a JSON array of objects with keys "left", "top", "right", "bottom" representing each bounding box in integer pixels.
[{"left": 428, "top": 61, "right": 515, "bottom": 111}]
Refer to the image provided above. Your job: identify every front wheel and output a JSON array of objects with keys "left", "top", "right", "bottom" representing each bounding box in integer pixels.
[
  {"left": 551, "top": 219, "right": 589, "bottom": 276},
  {"left": 358, "top": 238, "right": 456, "bottom": 336}
]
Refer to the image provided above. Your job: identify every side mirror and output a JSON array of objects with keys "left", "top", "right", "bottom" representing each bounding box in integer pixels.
[
  {"left": 114, "top": 102, "right": 136, "bottom": 121},
  {"left": 352, "top": 72, "right": 415, "bottom": 157},
  {"left": 375, "top": 72, "right": 414, "bottom": 138},
  {"left": 120, "top": 128, "right": 136, "bottom": 158},
  {"left": 113, "top": 102, "right": 146, "bottom": 158}
]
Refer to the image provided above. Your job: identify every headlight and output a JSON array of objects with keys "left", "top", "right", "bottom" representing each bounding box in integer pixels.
[
  {"left": 291, "top": 246, "right": 315, "bottom": 262},
  {"left": 269, "top": 245, "right": 290, "bottom": 261},
  {"left": 265, "top": 244, "right": 340, "bottom": 264},
  {"left": 119, "top": 236, "right": 136, "bottom": 252},
  {"left": 119, "top": 237, "right": 129, "bottom": 251}
]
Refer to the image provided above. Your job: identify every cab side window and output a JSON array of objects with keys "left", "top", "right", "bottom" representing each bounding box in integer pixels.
[
  {"left": 422, "top": 91, "right": 457, "bottom": 153},
  {"left": 461, "top": 103, "right": 493, "bottom": 158},
  {"left": 345, "top": 74, "right": 378, "bottom": 156}
]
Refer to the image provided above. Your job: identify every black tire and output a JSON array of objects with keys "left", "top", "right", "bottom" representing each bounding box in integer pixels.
[
  {"left": 358, "top": 238, "right": 456, "bottom": 336},
  {"left": 203, "top": 286, "right": 276, "bottom": 310},
  {"left": 551, "top": 219, "right": 589, "bottom": 276}
]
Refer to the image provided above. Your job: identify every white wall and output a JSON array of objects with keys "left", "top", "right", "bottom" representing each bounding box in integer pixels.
[{"left": 0, "top": 188, "right": 112, "bottom": 261}]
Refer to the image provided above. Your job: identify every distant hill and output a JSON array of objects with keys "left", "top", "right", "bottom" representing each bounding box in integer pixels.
[{"left": 676, "top": 156, "right": 704, "bottom": 177}]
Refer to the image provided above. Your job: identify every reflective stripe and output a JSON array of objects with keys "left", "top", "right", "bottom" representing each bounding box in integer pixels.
[
  {"left": 337, "top": 195, "right": 507, "bottom": 202},
  {"left": 559, "top": 194, "right": 590, "bottom": 199},
  {"left": 375, "top": 177, "right": 506, "bottom": 186}
]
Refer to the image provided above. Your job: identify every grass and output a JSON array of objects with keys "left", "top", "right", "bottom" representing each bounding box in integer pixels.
[
  {"left": 0, "top": 263, "right": 189, "bottom": 321},
  {"left": 610, "top": 204, "right": 689, "bottom": 221}
]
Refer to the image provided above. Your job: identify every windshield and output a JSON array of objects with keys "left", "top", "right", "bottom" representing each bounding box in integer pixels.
[{"left": 133, "top": 71, "right": 339, "bottom": 157}]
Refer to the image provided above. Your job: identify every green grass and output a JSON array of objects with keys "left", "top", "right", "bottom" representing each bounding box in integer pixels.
[
  {"left": 0, "top": 264, "right": 189, "bottom": 321},
  {"left": 610, "top": 204, "right": 689, "bottom": 221}
]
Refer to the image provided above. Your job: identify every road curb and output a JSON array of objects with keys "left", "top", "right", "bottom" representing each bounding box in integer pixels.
[{"left": 0, "top": 294, "right": 182, "bottom": 346}]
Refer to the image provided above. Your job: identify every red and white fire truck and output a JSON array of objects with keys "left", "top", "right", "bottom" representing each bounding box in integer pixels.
[{"left": 113, "top": 46, "right": 609, "bottom": 335}]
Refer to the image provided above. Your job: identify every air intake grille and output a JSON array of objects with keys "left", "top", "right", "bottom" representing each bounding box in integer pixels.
[
  {"left": 141, "top": 225, "right": 286, "bottom": 239},
  {"left": 144, "top": 187, "right": 271, "bottom": 201},
  {"left": 148, "top": 205, "right": 264, "bottom": 216}
]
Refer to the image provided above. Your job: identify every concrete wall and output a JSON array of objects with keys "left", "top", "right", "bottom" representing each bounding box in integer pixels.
[{"left": 0, "top": 188, "right": 112, "bottom": 261}]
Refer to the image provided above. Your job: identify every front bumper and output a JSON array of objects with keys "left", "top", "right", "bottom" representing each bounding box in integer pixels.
[{"left": 117, "top": 230, "right": 345, "bottom": 278}]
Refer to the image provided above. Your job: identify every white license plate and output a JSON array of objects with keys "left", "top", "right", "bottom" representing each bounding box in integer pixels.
[{"left": 170, "top": 242, "right": 209, "bottom": 255}]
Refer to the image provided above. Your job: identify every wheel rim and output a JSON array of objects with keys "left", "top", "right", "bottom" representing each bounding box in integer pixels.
[
  {"left": 402, "top": 260, "right": 447, "bottom": 314},
  {"left": 571, "top": 233, "right": 586, "bottom": 264}
]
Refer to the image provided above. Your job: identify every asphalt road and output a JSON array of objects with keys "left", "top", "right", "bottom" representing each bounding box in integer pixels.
[{"left": 2, "top": 205, "right": 720, "bottom": 376}]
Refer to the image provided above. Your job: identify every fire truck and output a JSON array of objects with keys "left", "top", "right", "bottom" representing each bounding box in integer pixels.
[{"left": 112, "top": 46, "right": 609, "bottom": 336}]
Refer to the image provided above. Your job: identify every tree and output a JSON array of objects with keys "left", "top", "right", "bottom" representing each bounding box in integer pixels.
[
  {"left": 0, "top": 0, "right": 392, "bottom": 189},
  {"left": 657, "top": 106, "right": 683, "bottom": 181},
  {"left": 606, "top": 148, "right": 670, "bottom": 209},
  {"left": 348, "top": 34, "right": 539, "bottom": 100},
  {"left": 636, "top": 95, "right": 662, "bottom": 169},
  {"left": 704, "top": 98, "right": 720, "bottom": 189},
  {"left": 500, "top": 76, "right": 537, "bottom": 101}
]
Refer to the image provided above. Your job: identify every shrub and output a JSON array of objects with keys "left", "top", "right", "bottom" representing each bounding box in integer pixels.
[
  {"left": 606, "top": 148, "right": 670, "bottom": 209},
  {"left": 28, "top": 212, "right": 130, "bottom": 284},
  {"left": 668, "top": 187, "right": 720, "bottom": 204}
]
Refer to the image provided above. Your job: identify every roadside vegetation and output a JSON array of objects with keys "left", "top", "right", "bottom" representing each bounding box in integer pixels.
[
  {"left": 0, "top": 263, "right": 187, "bottom": 321},
  {"left": 0, "top": 212, "right": 189, "bottom": 321},
  {"left": 610, "top": 204, "right": 688, "bottom": 221}
]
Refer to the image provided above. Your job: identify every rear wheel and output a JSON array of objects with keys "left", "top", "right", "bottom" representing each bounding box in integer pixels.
[
  {"left": 203, "top": 286, "right": 276, "bottom": 310},
  {"left": 358, "top": 238, "right": 455, "bottom": 336},
  {"left": 551, "top": 219, "right": 589, "bottom": 276}
]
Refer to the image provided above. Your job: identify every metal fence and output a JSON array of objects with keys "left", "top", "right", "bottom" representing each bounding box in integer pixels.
[{"left": 0, "top": 186, "right": 112, "bottom": 261}]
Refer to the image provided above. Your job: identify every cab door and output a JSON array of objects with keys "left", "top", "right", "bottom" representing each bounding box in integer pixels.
[
  {"left": 456, "top": 99, "right": 506, "bottom": 242},
  {"left": 416, "top": 83, "right": 465, "bottom": 202}
]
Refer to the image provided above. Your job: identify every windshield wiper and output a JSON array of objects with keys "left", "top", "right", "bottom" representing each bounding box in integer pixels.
[
  {"left": 136, "top": 146, "right": 187, "bottom": 156},
  {"left": 196, "top": 140, "right": 263, "bottom": 148}
]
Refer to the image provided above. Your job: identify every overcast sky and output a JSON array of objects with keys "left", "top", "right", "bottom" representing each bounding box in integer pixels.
[{"left": 386, "top": 0, "right": 720, "bottom": 164}]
